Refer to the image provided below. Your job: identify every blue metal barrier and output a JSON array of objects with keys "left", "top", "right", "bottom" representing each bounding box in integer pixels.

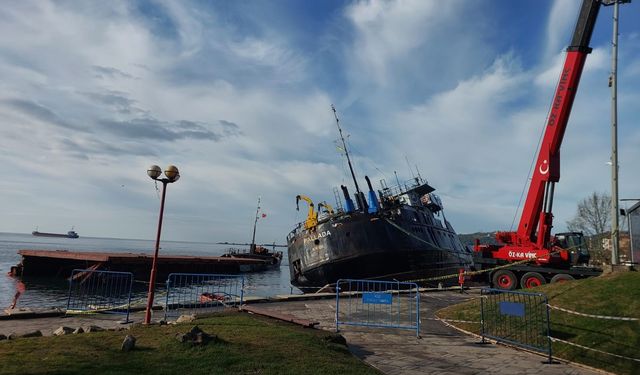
[
  {"left": 66, "top": 269, "right": 134, "bottom": 322},
  {"left": 481, "top": 288, "right": 552, "bottom": 362},
  {"left": 164, "top": 273, "right": 244, "bottom": 320},
  {"left": 335, "top": 279, "right": 420, "bottom": 337}
]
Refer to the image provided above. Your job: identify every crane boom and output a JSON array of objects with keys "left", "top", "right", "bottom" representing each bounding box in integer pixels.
[
  {"left": 296, "top": 194, "right": 318, "bottom": 230},
  {"left": 485, "top": 0, "right": 607, "bottom": 266},
  {"left": 517, "top": 0, "right": 601, "bottom": 248}
]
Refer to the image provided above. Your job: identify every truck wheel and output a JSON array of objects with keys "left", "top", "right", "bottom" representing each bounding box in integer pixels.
[
  {"left": 521, "top": 272, "right": 545, "bottom": 289},
  {"left": 492, "top": 270, "right": 518, "bottom": 290},
  {"left": 550, "top": 274, "right": 574, "bottom": 284}
]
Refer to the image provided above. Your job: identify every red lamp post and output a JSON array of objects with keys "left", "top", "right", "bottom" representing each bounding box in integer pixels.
[{"left": 144, "top": 164, "right": 180, "bottom": 324}]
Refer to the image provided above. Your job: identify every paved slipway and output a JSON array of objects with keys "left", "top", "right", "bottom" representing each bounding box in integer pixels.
[
  {"left": 251, "top": 291, "right": 608, "bottom": 375},
  {"left": 0, "top": 291, "right": 608, "bottom": 375}
]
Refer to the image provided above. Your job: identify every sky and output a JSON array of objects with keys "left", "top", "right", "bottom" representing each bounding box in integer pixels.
[{"left": 1, "top": 0, "right": 639, "bottom": 244}]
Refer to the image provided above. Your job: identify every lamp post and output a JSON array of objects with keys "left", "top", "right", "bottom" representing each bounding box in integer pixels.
[{"left": 144, "top": 164, "right": 180, "bottom": 324}]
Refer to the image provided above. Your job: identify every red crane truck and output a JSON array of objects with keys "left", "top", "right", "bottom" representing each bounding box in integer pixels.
[{"left": 472, "top": 0, "right": 611, "bottom": 290}]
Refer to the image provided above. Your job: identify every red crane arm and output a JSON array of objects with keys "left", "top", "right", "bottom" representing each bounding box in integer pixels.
[{"left": 516, "top": 0, "right": 601, "bottom": 248}]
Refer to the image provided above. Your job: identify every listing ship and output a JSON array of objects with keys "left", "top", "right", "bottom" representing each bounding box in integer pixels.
[
  {"left": 287, "top": 106, "right": 472, "bottom": 292},
  {"left": 32, "top": 228, "right": 79, "bottom": 239}
]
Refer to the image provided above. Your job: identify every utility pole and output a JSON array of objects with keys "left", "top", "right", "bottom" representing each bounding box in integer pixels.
[{"left": 606, "top": 0, "right": 631, "bottom": 265}]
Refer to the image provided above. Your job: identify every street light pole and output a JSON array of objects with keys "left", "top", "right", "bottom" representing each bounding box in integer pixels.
[{"left": 144, "top": 165, "right": 180, "bottom": 324}]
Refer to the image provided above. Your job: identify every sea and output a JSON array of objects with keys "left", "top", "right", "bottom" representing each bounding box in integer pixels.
[{"left": 0, "top": 232, "right": 298, "bottom": 310}]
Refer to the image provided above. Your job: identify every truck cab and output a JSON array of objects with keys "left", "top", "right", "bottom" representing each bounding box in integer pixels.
[{"left": 554, "top": 232, "right": 590, "bottom": 266}]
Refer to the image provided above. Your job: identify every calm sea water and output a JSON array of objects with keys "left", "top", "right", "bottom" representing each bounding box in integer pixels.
[{"left": 0, "top": 232, "right": 298, "bottom": 310}]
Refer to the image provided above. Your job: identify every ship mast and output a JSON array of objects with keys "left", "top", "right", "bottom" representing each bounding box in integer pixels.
[
  {"left": 250, "top": 196, "right": 260, "bottom": 253},
  {"left": 332, "top": 105, "right": 361, "bottom": 197}
]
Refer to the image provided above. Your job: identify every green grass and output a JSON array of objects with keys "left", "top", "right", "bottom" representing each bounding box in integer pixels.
[
  {"left": 437, "top": 271, "right": 640, "bottom": 375},
  {"left": 0, "top": 312, "right": 380, "bottom": 375}
]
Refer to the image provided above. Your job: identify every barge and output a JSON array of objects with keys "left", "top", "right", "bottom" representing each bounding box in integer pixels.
[{"left": 10, "top": 249, "right": 274, "bottom": 281}]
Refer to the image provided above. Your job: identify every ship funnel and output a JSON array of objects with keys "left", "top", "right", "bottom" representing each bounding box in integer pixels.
[
  {"left": 358, "top": 191, "right": 369, "bottom": 213},
  {"left": 365, "top": 176, "right": 379, "bottom": 214},
  {"left": 341, "top": 185, "right": 355, "bottom": 213}
]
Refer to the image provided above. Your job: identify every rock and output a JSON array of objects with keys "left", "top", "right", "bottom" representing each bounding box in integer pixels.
[
  {"left": 175, "top": 333, "right": 189, "bottom": 343},
  {"left": 7, "top": 333, "right": 17, "bottom": 340},
  {"left": 323, "top": 333, "right": 347, "bottom": 346},
  {"left": 159, "top": 320, "right": 167, "bottom": 326},
  {"left": 0, "top": 334, "right": 6, "bottom": 340},
  {"left": 53, "top": 327, "right": 74, "bottom": 336},
  {"left": 84, "top": 325, "right": 105, "bottom": 333},
  {"left": 19, "top": 330, "right": 43, "bottom": 338},
  {"left": 175, "top": 325, "right": 218, "bottom": 346},
  {"left": 176, "top": 314, "right": 196, "bottom": 323},
  {"left": 72, "top": 327, "right": 84, "bottom": 334},
  {"left": 121, "top": 335, "right": 136, "bottom": 352}
]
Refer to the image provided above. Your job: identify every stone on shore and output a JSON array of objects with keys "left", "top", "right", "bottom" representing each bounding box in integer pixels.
[
  {"left": 175, "top": 325, "right": 218, "bottom": 346},
  {"left": 0, "top": 334, "right": 6, "bottom": 340},
  {"left": 84, "top": 325, "right": 105, "bottom": 333},
  {"left": 19, "top": 330, "right": 43, "bottom": 338},
  {"left": 72, "top": 327, "right": 84, "bottom": 334},
  {"left": 53, "top": 326, "right": 74, "bottom": 336},
  {"left": 121, "top": 335, "right": 136, "bottom": 352},
  {"left": 176, "top": 314, "right": 196, "bottom": 323}
]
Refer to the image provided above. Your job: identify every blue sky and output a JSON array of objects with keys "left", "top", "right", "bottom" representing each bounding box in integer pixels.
[{"left": 1, "top": 0, "right": 639, "bottom": 243}]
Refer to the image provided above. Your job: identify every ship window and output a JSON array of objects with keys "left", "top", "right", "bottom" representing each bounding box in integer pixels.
[{"left": 314, "top": 239, "right": 320, "bottom": 245}]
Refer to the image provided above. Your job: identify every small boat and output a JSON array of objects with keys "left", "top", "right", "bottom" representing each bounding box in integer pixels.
[
  {"left": 32, "top": 227, "right": 79, "bottom": 239},
  {"left": 218, "top": 197, "right": 285, "bottom": 267}
]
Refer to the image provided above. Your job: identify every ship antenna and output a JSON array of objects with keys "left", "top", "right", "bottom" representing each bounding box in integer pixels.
[
  {"left": 332, "top": 104, "right": 361, "bottom": 196},
  {"left": 405, "top": 155, "right": 416, "bottom": 179},
  {"left": 250, "top": 196, "right": 260, "bottom": 253}
]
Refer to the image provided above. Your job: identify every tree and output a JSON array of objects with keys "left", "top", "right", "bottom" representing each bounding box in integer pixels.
[
  {"left": 566, "top": 192, "right": 611, "bottom": 265},
  {"left": 566, "top": 192, "right": 611, "bottom": 236}
]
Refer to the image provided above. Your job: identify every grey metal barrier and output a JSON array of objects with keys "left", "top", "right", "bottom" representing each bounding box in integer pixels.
[
  {"left": 481, "top": 288, "right": 552, "bottom": 362},
  {"left": 66, "top": 269, "right": 134, "bottom": 322},
  {"left": 164, "top": 273, "right": 244, "bottom": 320},
  {"left": 335, "top": 279, "right": 420, "bottom": 337}
]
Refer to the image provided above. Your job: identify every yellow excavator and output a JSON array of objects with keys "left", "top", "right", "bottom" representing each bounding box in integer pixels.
[
  {"left": 296, "top": 195, "right": 318, "bottom": 230},
  {"left": 317, "top": 201, "right": 335, "bottom": 215}
]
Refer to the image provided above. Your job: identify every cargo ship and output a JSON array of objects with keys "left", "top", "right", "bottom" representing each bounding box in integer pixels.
[
  {"left": 287, "top": 106, "right": 472, "bottom": 292},
  {"left": 32, "top": 228, "right": 79, "bottom": 239}
]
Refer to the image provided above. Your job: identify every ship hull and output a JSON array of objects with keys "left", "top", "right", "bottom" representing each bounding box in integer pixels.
[{"left": 288, "top": 210, "right": 472, "bottom": 292}]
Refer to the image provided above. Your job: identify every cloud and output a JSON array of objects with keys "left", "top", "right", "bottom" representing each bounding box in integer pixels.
[
  {"left": 91, "top": 65, "right": 135, "bottom": 79},
  {"left": 2, "top": 98, "right": 83, "bottom": 130},
  {"left": 98, "top": 117, "right": 240, "bottom": 142}
]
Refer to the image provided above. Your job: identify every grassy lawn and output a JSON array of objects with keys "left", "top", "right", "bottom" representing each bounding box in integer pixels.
[
  {"left": 437, "top": 271, "right": 640, "bottom": 375},
  {"left": 0, "top": 312, "right": 380, "bottom": 375}
]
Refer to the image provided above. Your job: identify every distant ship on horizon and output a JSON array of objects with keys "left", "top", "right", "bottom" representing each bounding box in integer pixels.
[{"left": 32, "top": 227, "right": 79, "bottom": 239}]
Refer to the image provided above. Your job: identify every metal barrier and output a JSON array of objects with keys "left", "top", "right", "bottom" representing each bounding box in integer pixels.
[
  {"left": 164, "top": 273, "right": 244, "bottom": 320},
  {"left": 335, "top": 279, "right": 420, "bottom": 337},
  {"left": 481, "top": 288, "right": 551, "bottom": 362},
  {"left": 66, "top": 269, "right": 134, "bottom": 322}
]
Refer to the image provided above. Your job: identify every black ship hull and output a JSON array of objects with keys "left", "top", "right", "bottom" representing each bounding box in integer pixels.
[{"left": 288, "top": 205, "right": 472, "bottom": 292}]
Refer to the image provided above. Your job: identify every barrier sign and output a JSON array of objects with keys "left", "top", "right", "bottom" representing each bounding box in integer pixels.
[
  {"left": 363, "top": 292, "right": 393, "bottom": 305},
  {"left": 499, "top": 301, "right": 525, "bottom": 317}
]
